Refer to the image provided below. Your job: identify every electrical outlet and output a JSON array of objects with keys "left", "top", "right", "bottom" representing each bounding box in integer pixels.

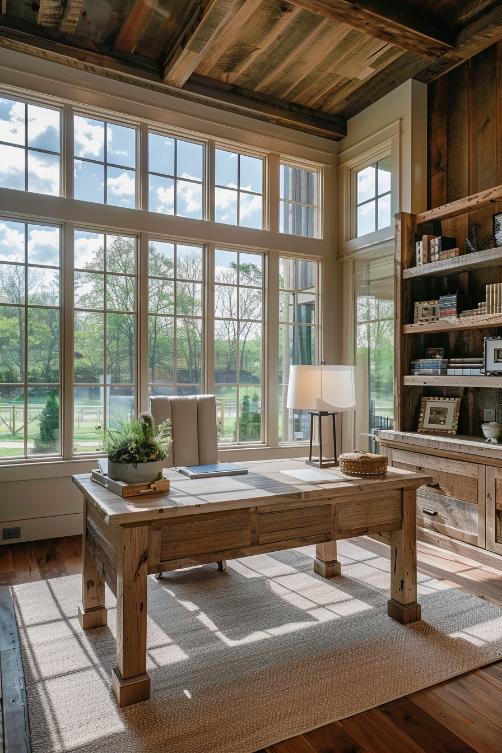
[{"left": 3, "top": 526, "right": 21, "bottom": 540}]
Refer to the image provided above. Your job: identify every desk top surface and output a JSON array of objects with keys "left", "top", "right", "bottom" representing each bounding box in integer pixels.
[{"left": 73, "top": 458, "right": 431, "bottom": 525}]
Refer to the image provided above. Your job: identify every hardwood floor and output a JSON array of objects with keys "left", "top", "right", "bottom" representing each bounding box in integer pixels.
[{"left": 1, "top": 536, "right": 502, "bottom": 753}]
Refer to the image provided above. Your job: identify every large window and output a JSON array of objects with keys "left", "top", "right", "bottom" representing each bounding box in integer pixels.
[
  {"left": 73, "top": 230, "right": 137, "bottom": 454},
  {"left": 355, "top": 157, "right": 391, "bottom": 237},
  {"left": 148, "top": 240, "right": 204, "bottom": 397},
  {"left": 0, "top": 220, "right": 61, "bottom": 458},
  {"left": 213, "top": 249, "right": 264, "bottom": 443},
  {"left": 74, "top": 115, "right": 136, "bottom": 207},
  {"left": 0, "top": 95, "right": 61, "bottom": 195},
  {"left": 0, "top": 88, "right": 327, "bottom": 461},
  {"left": 148, "top": 132, "right": 204, "bottom": 219},
  {"left": 278, "top": 256, "right": 319, "bottom": 442},
  {"left": 280, "top": 163, "right": 318, "bottom": 238},
  {"left": 215, "top": 149, "right": 263, "bottom": 229},
  {"left": 355, "top": 256, "right": 394, "bottom": 451}
]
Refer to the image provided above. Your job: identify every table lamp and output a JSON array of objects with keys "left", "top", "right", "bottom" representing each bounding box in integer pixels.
[{"left": 286, "top": 364, "right": 356, "bottom": 467}]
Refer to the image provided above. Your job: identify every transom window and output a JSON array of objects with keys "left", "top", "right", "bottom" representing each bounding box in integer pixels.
[
  {"left": 148, "top": 132, "right": 204, "bottom": 219},
  {"left": 73, "top": 115, "right": 136, "bottom": 208},
  {"left": 355, "top": 157, "right": 391, "bottom": 237},
  {"left": 0, "top": 219, "right": 61, "bottom": 458},
  {"left": 215, "top": 148, "right": 263, "bottom": 229},
  {"left": 278, "top": 256, "right": 319, "bottom": 443},
  {"left": 0, "top": 95, "right": 61, "bottom": 196},
  {"left": 148, "top": 240, "right": 204, "bottom": 397},
  {"left": 213, "top": 249, "right": 264, "bottom": 443},
  {"left": 280, "top": 163, "right": 318, "bottom": 238},
  {"left": 73, "top": 229, "right": 137, "bottom": 454}
]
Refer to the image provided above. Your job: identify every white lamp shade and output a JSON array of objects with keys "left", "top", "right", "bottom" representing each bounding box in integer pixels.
[{"left": 287, "top": 364, "right": 356, "bottom": 412}]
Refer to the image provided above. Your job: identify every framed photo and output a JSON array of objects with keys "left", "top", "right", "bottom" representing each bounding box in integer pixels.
[
  {"left": 425, "top": 347, "right": 444, "bottom": 359},
  {"left": 494, "top": 212, "right": 502, "bottom": 247},
  {"left": 414, "top": 300, "right": 440, "bottom": 324},
  {"left": 418, "top": 396, "right": 461, "bottom": 435},
  {"left": 483, "top": 336, "right": 502, "bottom": 375}
]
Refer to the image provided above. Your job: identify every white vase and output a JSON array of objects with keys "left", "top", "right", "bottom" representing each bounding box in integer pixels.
[{"left": 107, "top": 459, "right": 164, "bottom": 484}]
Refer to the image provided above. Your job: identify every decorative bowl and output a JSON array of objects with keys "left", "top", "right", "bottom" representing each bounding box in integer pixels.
[
  {"left": 108, "top": 459, "right": 164, "bottom": 484},
  {"left": 481, "top": 422, "right": 502, "bottom": 444}
]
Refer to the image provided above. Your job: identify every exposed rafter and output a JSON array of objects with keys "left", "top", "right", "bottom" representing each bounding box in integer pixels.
[
  {"left": 197, "top": 0, "right": 264, "bottom": 73},
  {"left": 288, "top": 0, "right": 454, "bottom": 59},
  {"left": 60, "top": 0, "right": 84, "bottom": 35},
  {"left": 37, "top": 0, "right": 61, "bottom": 28},
  {"left": 0, "top": 16, "right": 346, "bottom": 140},
  {"left": 163, "top": 0, "right": 242, "bottom": 87},
  {"left": 114, "top": 0, "right": 157, "bottom": 55}
]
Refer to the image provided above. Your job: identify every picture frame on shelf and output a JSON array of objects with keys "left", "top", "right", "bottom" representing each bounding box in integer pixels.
[
  {"left": 425, "top": 347, "right": 444, "bottom": 359},
  {"left": 414, "top": 300, "right": 440, "bottom": 324},
  {"left": 483, "top": 336, "right": 502, "bottom": 375},
  {"left": 418, "top": 396, "right": 461, "bottom": 435},
  {"left": 494, "top": 212, "right": 502, "bottom": 247}
]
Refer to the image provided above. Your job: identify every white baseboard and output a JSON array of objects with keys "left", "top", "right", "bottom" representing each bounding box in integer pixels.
[{"left": 0, "top": 513, "right": 83, "bottom": 545}]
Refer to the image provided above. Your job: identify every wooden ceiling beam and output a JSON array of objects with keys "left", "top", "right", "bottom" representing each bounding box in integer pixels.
[
  {"left": 37, "top": 0, "right": 62, "bottom": 28},
  {"left": 163, "top": 0, "right": 244, "bottom": 87},
  {"left": 59, "top": 0, "right": 84, "bottom": 34},
  {"left": 288, "top": 0, "right": 454, "bottom": 59},
  {"left": 185, "top": 74, "right": 346, "bottom": 139},
  {"left": 114, "top": 0, "right": 157, "bottom": 55},
  {"left": 0, "top": 16, "right": 346, "bottom": 140},
  {"left": 416, "top": 4, "right": 502, "bottom": 82},
  {"left": 199, "top": 0, "right": 264, "bottom": 73}
]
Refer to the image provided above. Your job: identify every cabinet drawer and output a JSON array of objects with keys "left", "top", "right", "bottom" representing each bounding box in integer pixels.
[
  {"left": 258, "top": 504, "right": 331, "bottom": 545},
  {"left": 392, "top": 448, "right": 482, "bottom": 545}
]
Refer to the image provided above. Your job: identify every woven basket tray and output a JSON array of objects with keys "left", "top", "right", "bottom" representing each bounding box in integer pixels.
[{"left": 339, "top": 450, "right": 388, "bottom": 477}]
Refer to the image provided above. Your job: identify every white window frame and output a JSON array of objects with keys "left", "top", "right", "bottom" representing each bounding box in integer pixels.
[
  {"left": 279, "top": 159, "right": 322, "bottom": 239},
  {"left": 338, "top": 121, "right": 400, "bottom": 257},
  {"left": 0, "top": 78, "right": 333, "bottom": 469}
]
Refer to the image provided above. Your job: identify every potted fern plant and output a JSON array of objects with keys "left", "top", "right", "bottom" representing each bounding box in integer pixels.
[{"left": 105, "top": 412, "right": 172, "bottom": 484}]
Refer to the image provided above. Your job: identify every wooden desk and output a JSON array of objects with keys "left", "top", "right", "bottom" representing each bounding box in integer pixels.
[{"left": 73, "top": 460, "right": 430, "bottom": 707}]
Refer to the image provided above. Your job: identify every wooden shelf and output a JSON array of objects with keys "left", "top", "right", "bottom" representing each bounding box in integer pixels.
[
  {"left": 403, "top": 246, "right": 502, "bottom": 279},
  {"left": 404, "top": 375, "right": 502, "bottom": 388},
  {"left": 416, "top": 184, "right": 502, "bottom": 224},
  {"left": 403, "top": 313, "right": 502, "bottom": 334}
]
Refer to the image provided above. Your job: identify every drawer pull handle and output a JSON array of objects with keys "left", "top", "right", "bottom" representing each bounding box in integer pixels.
[
  {"left": 422, "top": 508, "right": 438, "bottom": 516},
  {"left": 424, "top": 482, "right": 440, "bottom": 490}
]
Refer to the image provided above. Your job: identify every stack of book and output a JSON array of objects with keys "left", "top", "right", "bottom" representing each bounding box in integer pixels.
[
  {"left": 429, "top": 236, "right": 458, "bottom": 262},
  {"left": 410, "top": 358, "right": 448, "bottom": 376},
  {"left": 415, "top": 234, "right": 435, "bottom": 266},
  {"left": 447, "top": 357, "right": 483, "bottom": 376},
  {"left": 485, "top": 283, "right": 502, "bottom": 314},
  {"left": 438, "top": 292, "right": 470, "bottom": 318}
]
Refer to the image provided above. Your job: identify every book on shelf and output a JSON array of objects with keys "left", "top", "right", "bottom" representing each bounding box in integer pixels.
[
  {"left": 446, "top": 368, "right": 483, "bottom": 376},
  {"left": 486, "top": 283, "right": 502, "bottom": 314}
]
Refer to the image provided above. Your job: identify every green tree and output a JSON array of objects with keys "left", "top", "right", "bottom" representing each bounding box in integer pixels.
[{"left": 34, "top": 391, "right": 59, "bottom": 452}]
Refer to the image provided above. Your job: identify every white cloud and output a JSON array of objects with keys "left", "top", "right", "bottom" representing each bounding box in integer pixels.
[
  {"left": 0, "top": 99, "right": 24, "bottom": 145},
  {"left": 27, "top": 105, "right": 60, "bottom": 151},
  {"left": 0, "top": 220, "right": 25, "bottom": 262},
  {"left": 107, "top": 170, "right": 135, "bottom": 198},
  {"left": 177, "top": 180, "right": 202, "bottom": 218},
  {"left": 152, "top": 183, "right": 174, "bottom": 214},
  {"left": 0, "top": 143, "right": 24, "bottom": 188},
  {"left": 28, "top": 227, "right": 60, "bottom": 265},
  {"left": 74, "top": 115, "right": 103, "bottom": 159},
  {"left": 28, "top": 152, "right": 60, "bottom": 195},
  {"left": 74, "top": 233, "right": 104, "bottom": 269}
]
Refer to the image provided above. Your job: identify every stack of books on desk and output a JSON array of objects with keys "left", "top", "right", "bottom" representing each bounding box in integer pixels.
[
  {"left": 410, "top": 358, "right": 448, "bottom": 376},
  {"left": 447, "top": 357, "right": 484, "bottom": 376}
]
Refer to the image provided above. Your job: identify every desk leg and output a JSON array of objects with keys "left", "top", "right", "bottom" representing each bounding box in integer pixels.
[
  {"left": 388, "top": 489, "right": 421, "bottom": 624},
  {"left": 314, "top": 541, "right": 341, "bottom": 578},
  {"left": 78, "top": 502, "right": 107, "bottom": 630},
  {"left": 112, "top": 525, "right": 150, "bottom": 707}
]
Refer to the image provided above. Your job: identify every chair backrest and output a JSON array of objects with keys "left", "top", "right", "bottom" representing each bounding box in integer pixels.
[{"left": 150, "top": 394, "right": 218, "bottom": 468}]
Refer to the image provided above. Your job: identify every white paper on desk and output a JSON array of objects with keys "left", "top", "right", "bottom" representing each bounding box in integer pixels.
[{"left": 281, "top": 468, "right": 345, "bottom": 483}]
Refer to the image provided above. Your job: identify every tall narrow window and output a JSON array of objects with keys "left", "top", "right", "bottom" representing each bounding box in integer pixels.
[
  {"left": 355, "top": 157, "right": 391, "bottom": 237},
  {"left": 73, "top": 115, "right": 136, "bottom": 207},
  {"left": 0, "top": 219, "right": 61, "bottom": 458},
  {"left": 0, "top": 95, "right": 61, "bottom": 195},
  {"left": 148, "top": 240, "right": 204, "bottom": 397},
  {"left": 215, "top": 149, "right": 263, "bottom": 229},
  {"left": 355, "top": 256, "right": 394, "bottom": 451},
  {"left": 213, "top": 249, "right": 264, "bottom": 443},
  {"left": 73, "top": 230, "right": 137, "bottom": 454},
  {"left": 280, "top": 163, "right": 318, "bottom": 238},
  {"left": 278, "top": 256, "right": 319, "bottom": 442},
  {"left": 148, "top": 132, "right": 204, "bottom": 219}
]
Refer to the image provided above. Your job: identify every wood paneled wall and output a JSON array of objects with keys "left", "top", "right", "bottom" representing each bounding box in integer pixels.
[{"left": 428, "top": 41, "right": 502, "bottom": 209}]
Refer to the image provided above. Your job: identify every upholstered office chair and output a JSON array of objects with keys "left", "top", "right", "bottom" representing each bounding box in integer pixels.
[{"left": 150, "top": 394, "right": 226, "bottom": 575}]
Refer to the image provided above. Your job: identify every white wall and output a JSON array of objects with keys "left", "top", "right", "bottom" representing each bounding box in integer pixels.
[{"left": 0, "top": 48, "right": 340, "bottom": 544}]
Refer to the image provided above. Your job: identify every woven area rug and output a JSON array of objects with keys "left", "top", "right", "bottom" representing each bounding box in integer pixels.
[{"left": 13, "top": 540, "right": 502, "bottom": 753}]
